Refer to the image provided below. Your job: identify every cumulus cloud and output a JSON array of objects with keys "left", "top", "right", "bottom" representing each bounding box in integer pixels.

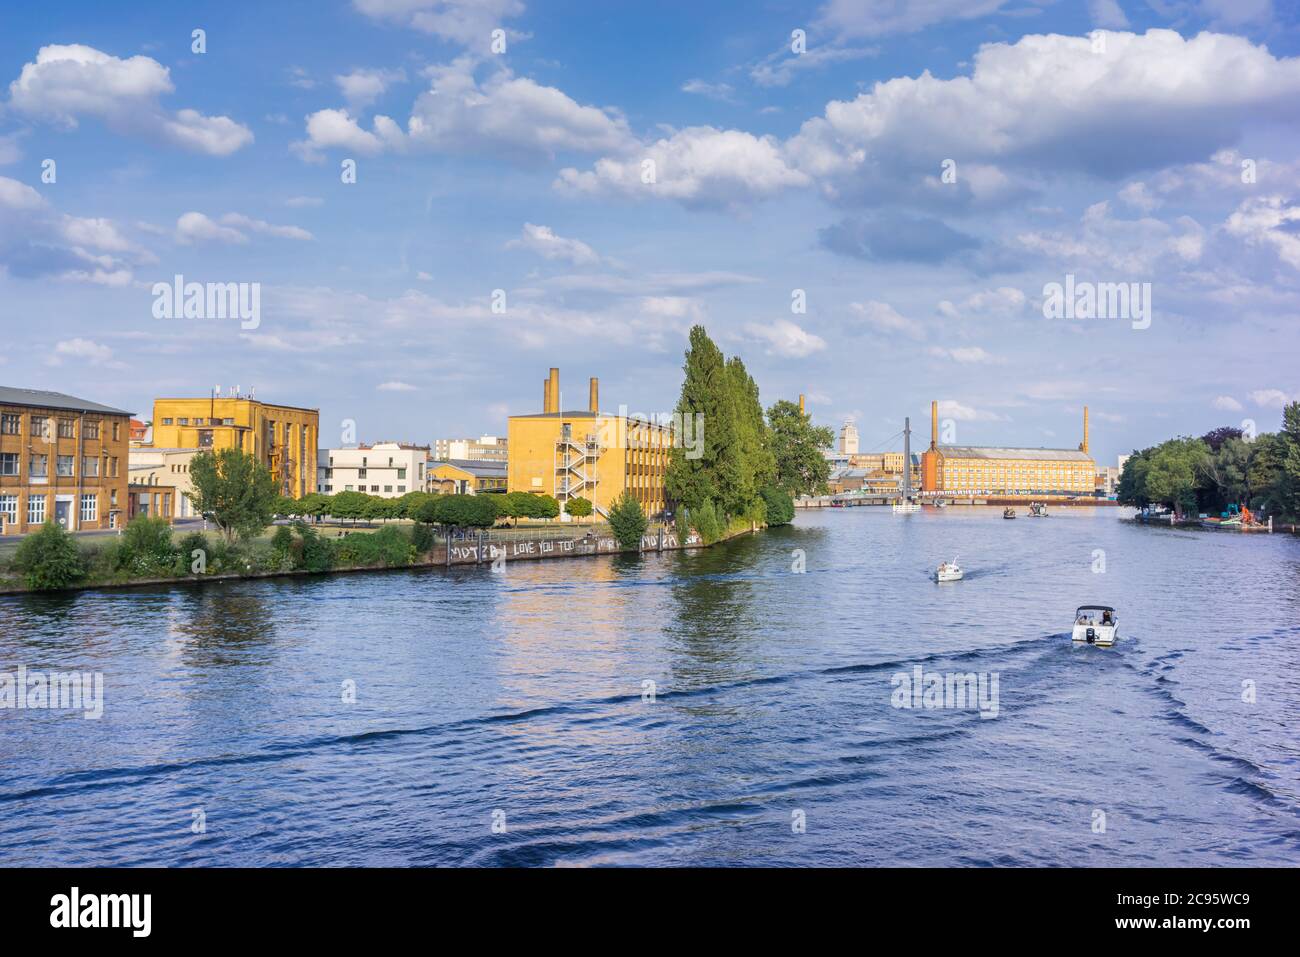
[
  {"left": 7, "top": 44, "right": 253, "bottom": 155},
  {"left": 743, "top": 319, "right": 827, "bottom": 358},
  {"left": 938, "top": 287, "right": 1027, "bottom": 319},
  {"left": 1224, "top": 196, "right": 1300, "bottom": 270},
  {"left": 49, "top": 337, "right": 116, "bottom": 367},
  {"left": 0, "top": 175, "right": 147, "bottom": 285},
  {"left": 681, "top": 79, "right": 736, "bottom": 102},
  {"left": 556, "top": 126, "right": 808, "bottom": 210},
  {"left": 1212, "top": 395, "right": 1243, "bottom": 411},
  {"left": 816, "top": 0, "right": 1015, "bottom": 38},
  {"left": 377, "top": 380, "right": 419, "bottom": 392},
  {"left": 352, "top": 0, "right": 525, "bottom": 46},
  {"left": 506, "top": 222, "right": 599, "bottom": 264},
  {"left": 848, "top": 300, "right": 923, "bottom": 339},
  {"left": 336, "top": 67, "right": 406, "bottom": 109},
  {"left": 937, "top": 399, "right": 1004, "bottom": 421},
  {"left": 1248, "top": 388, "right": 1294, "bottom": 408},
  {"left": 786, "top": 30, "right": 1300, "bottom": 196},
  {"left": 928, "top": 345, "right": 999, "bottom": 363}
]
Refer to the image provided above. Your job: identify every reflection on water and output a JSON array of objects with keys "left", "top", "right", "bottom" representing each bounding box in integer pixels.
[{"left": 0, "top": 507, "right": 1297, "bottom": 866}]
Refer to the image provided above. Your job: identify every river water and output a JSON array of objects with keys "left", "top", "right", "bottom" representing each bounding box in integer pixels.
[{"left": 2, "top": 507, "right": 1298, "bottom": 866}]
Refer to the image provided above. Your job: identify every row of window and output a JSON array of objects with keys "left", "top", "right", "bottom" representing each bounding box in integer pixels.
[
  {"left": 0, "top": 493, "right": 99, "bottom": 525},
  {"left": 321, "top": 484, "right": 409, "bottom": 494},
  {"left": 0, "top": 413, "right": 120, "bottom": 441},
  {"left": 0, "top": 452, "right": 120, "bottom": 478},
  {"left": 160, "top": 416, "right": 234, "bottom": 427},
  {"left": 322, "top": 468, "right": 410, "bottom": 480}
]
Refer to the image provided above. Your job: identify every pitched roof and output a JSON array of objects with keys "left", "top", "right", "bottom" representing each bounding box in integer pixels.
[
  {"left": 430, "top": 458, "right": 508, "bottom": 477},
  {"left": 936, "top": 445, "right": 1093, "bottom": 462},
  {"left": 0, "top": 386, "right": 132, "bottom": 416}
]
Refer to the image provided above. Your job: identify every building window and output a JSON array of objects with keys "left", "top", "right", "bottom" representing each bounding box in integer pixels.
[
  {"left": 0, "top": 414, "right": 18, "bottom": 435},
  {"left": 0, "top": 495, "right": 16, "bottom": 524},
  {"left": 84, "top": 420, "right": 100, "bottom": 440},
  {"left": 28, "top": 495, "right": 45, "bottom": 525},
  {"left": 223, "top": 418, "right": 234, "bottom": 426},
  {"left": 110, "top": 457, "right": 119, "bottom": 477},
  {"left": 344, "top": 485, "right": 353, "bottom": 491},
  {"left": 57, "top": 455, "right": 74, "bottom": 477},
  {"left": 80, "top": 494, "right": 97, "bottom": 523},
  {"left": 58, "top": 419, "right": 75, "bottom": 438},
  {"left": 397, "top": 468, "right": 407, "bottom": 480},
  {"left": 30, "top": 416, "right": 49, "bottom": 439},
  {"left": 397, "top": 486, "right": 406, "bottom": 493},
  {"left": 383, "top": 485, "right": 392, "bottom": 493},
  {"left": 198, "top": 430, "right": 214, "bottom": 448},
  {"left": 29, "top": 454, "right": 48, "bottom": 478},
  {"left": 0, "top": 453, "right": 17, "bottom": 476},
  {"left": 178, "top": 417, "right": 189, "bottom": 426},
  {"left": 162, "top": 418, "right": 174, "bottom": 425},
  {"left": 82, "top": 456, "right": 100, "bottom": 477},
  {"left": 357, "top": 468, "right": 367, "bottom": 479},
  {"left": 112, "top": 421, "right": 121, "bottom": 441}
]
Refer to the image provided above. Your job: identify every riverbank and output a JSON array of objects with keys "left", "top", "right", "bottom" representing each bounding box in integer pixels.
[
  {"left": 1128, "top": 513, "right": 1298, "bottom": 534},
  {"left": 0, "top": 521, "right": 760, "bottom": 596}
]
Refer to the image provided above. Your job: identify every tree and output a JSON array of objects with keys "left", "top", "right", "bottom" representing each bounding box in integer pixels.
[
  {"left": 418, "top": 493, "right": 498, "bottom": 529},
  {"left": 607, "top": 491, "right": 647, "bottom": 550},
  {"left": 767, "top": 399, "right": 834, "bottom": 497},
  {"left": 1143, "top": 438, "right": 1210, "bottom": 518},
  {"left": 328, "top": 490, "right": 370, "bottom": 526},
  {"left": 188, "top": 448, "right": 279, "bottom": 542},
  {"left": 666, "top": 325, "right": 728, "bottom": 516},
  {"left": 13, "top": 521, "right": 85, "bottom": 590},
  {"left": 501, "top": 491, "right": 554, "bottom": 525},
  {"left": 565, "top": 496, "right": 593, "bottom": 522},
  {"left": 1200, "top": 426, "right": 1243, "bottom": 453},
  {"left": 761, "top": 485, "right": 795, "bottom": 526},
  {"left": 533, "top": 494, "right": 560, "bottom": 521}
]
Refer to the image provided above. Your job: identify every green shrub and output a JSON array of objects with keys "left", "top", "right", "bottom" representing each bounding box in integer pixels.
[
  {"left": 116, "top": 516, "right": 176, "bottom": 575},
  {"left": 175, "top": 531, "right": 210, "bottom": 575},
  {"left": 607, "top": 491, "right": 648, "bottom": 550},
  {"left": 761, "top": 485, "right": 794, "bottom": 526},
  {"left": 293, "top": 522, "right": 336, "bottom": 572},
  {"left": 692, "top": 499, "right": 723, "bottom": 544},
  {"left": 410, "top": 521, "right": 435, "bottom": 554},
  {"left": 14, "top": 522, "right": 86, "bottom": 590},
  {"left": 334, "top": 526, "right": 414, "bottom": 567}
]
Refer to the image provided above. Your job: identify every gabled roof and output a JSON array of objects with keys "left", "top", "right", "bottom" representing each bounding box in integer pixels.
[
  {"left": 430, "top": 458, "right": 508, "bottom": 477},
  {"left": 0, "top": 386, "right": 132, "bottom": 417}
]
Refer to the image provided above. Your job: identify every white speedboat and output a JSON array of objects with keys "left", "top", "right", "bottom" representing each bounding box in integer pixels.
[
  {"left": 1072, "top": 605, "right": 1118, "bottom": 647},
  {"left": 1029, "top": 502, "right": 1048, "bottom": 517},
  {"left": 935, "top": 559, "right": 963, "bottom": 582}
]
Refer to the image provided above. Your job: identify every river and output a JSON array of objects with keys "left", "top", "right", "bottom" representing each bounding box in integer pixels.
[{"left": 2, "top": 506, "right": 1298, "bottom": 866}]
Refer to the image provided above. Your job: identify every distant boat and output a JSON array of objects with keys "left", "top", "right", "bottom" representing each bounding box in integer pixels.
[
  {"left": 1029, "top": 502, "right": 1048, "bottom": 517},
  {"left": 1003, "top": 508, "right": 1017, "bottom": 519},
  {"left": 934, "top": 559, "right": 963, "bottom": 582}
]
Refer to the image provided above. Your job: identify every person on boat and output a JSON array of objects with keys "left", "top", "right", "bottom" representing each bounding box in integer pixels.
[{"left": 1101, "top": 610, "right": 1113, "bottom": 626}]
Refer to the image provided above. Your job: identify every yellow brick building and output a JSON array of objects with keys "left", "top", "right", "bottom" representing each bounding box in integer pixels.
[
  {"left": 507, "top": 368, "right": 674, "bottom": 519},
  {"left": 921, "top": 401, "right": 1095, "bottom": 497},
  {"left": 0, "top": 387, "right": 131, "bottom": 534},
  {"left": 150, "top": 393, "right": 319, "bottom": 499}
]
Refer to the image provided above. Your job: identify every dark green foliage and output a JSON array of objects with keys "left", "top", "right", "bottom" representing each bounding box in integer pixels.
[
  {"left": 761, "top": 485, "right": 795, "bottom": 526},
  {"left": 565, "top": 496, "right": 593, "bottom": 520},
  {"left": 767, "top": 399, "right": 834, "bottom": 497},
  {"left": 333, "top": 526, "right": 415, "bottom": 567},
  {"left": 292, "top": 522, "right": 335, "bottom": 572},
  {"left": 418, "top": 493, "right": 499, "bottom": 528},
  {"left": 13, "top": 521, "right": 85, "bottom": 590},
  {"left": 691, "top": 498, "right": 723, "bottom": 544},
  {"left": 607, "top": 491, "right": 648, "bottom": 550},
  {"left": 410, "top": 521, "right": 435, "bottom": 553}
]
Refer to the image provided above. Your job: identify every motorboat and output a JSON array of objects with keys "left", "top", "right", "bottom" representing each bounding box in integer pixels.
[
  {"left": 1072, "top": 605, "right": 1118, "bottom": 647},
  {"left": 1003, "top": 508, "right": 1016, "bottom": 519},
  {"left": 1029, "top": 502, "right": 1048, "bottom": 517},
  {"left": 934, "top": 559, "right": 963, "bottom": 582}
]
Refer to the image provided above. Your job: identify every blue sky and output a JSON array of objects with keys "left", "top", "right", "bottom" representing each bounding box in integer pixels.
[{"left": 1, "top": 0, "right": 1297, "bottom": 464}]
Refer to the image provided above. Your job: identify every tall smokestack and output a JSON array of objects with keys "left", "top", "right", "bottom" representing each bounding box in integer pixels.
[
  {"left": 799, "top": 394, "right": 806, "bottom": 415},
  {"left": 548, "top": 368, "right": 559, "bottom": 414},
  {"left": 1081, "top": 405, "right": 1090, "bottom": 454},
  {"left": 543, "top": 379, "right": 550, "bottom": 413},
  {"left": 930, "top": 400, "right": 938, "bottom": 450},
  {"left": 589, "top": 377, "right": 599, "bottom": 413}
]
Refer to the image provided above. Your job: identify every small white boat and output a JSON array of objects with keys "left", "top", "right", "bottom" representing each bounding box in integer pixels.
[
  {"left": 1029, "top": 502, "right": 1048, "bottom": 517},
  {"left": 1072, "top": 605, "right": 1118, "bottom": 647},
  {"left": 935, "top": 559, "right": 963, "bottom": 582}
]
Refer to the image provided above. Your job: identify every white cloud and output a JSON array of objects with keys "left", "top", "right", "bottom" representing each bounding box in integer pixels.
[
  {"left": 1248, "top": 388, "right": 1294, "bottom": 408},
  {"left": 1212, "top": 395, "right": 1243, "bottom": 411},
  {"left": 296, "top": 108, "right": 406, "bottom": 158},
  {"left": 938, "top": 287, "right": 1027, "bottom": 319},
  {"left": 937, "top": 399, "right": 1003, "bottom": 421},
  {"left": 1224, "top": 196, "right": 1300, "bottom": 270},
  {"left": 816, "top": 0, "right": 1015, "bottom": 38},
  {"left": 848, "top": 300, "right": 923, "bottom": 339},
  {"left": 1089, "top": 0, "right": 1130, "bottom": 28},
  {"left": 928, "top": 345, "right": 998, "bottom": 363},
  {"left": 750, "top": 44, "right": 878, "bottom": 88},
  {"left": 8, "top": 44, "right": 253, "bottom": 156},
  {"left": 285, "top": 196, "right": 324, "bottom": 208},
  {"left": 220, "top": 213, "right": 314, "bottom": 241},
  {"left": 336, "top": 68, "right": 406, "bottom": 109},
  {"left": 175, "top": 211, "right": 313, "bottom": 244},
  {"left": 49, "top": 337, "right": 114, "bottom": 366},
  {"left": 352, "top": 0, "right": 525, "bottom": 46},
  {"left": 743, "top": 319, "right": 827, "bottom": 358},
  {"left": 556, "top": 126, "right": 808, "bottom": 210},
  {"left": 506, "top": 222, "right": 599, "bottom": 264},
  {"left": 681, "top": 79, "right": 735, "bottom": 102},
  {"left": 377, "top": 380, "right": 419, "bottom": 392}
]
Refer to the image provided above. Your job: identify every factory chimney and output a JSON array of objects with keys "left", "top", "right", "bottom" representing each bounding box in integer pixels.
[
  {"left": 1081, "top": 406, "right": 1090, "bottom": 455},
  {"left": 930, "top": 400, "right": 938, "bottom": 450},
  {"left": 589, "top": 377, "right": 599, "bottom": 414},
  {"left": 799, "top": 394, "right": 806, "bottom": 415},
  {"left": 547, "top": 368, "right": 560, "bottom": 414}
]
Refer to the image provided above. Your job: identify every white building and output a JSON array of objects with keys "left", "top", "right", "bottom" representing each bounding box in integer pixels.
[
  {"left": 839, "top": 419, "right": 859, "bottom": 455},
  {"left": 128, "top": 447, "right": 202, "bottom": 518},
  {"left": 432, "top": 434, "right": 507, "bottom": 462},
  {"left": 318, "top": 442, "right": 428, "bottom": 497}
]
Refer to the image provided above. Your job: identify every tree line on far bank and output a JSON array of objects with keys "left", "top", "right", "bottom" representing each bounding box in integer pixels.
[{"left": 1117, "top": 403, "right": 1300, "bottom": 520}]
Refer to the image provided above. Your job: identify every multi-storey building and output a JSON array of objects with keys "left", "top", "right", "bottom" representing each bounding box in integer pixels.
[
  {"left": 128, "top": 447, "right": 202, "bottom": 518},
  {"left": 507, "top": 368, "right": 674, "bottom": 519},
  {"left": 839, "top": 419, "right": 859, "bottom": 455},
  {"left": 317, "top": 442, "right": 428, "bottom": 497},
  {"left": 432, "top": 434, "right": 507, "bottom": 462},
  {"left": 149, "top": 392, "right": 318, "bottom": 499},
  {"left": 0, "top": 387, "right": 131, "bottom": 534},
  {"left": 427, "top": 459, "right": 508, "bottom": 495},
  {"left": 921, "top": 401, "right": 1096, "bottom": 497}
]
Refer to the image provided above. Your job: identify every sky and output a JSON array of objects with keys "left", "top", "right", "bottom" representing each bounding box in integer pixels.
[{"left": 0, "top": 0, "right": 1297, "bottom": 465}]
